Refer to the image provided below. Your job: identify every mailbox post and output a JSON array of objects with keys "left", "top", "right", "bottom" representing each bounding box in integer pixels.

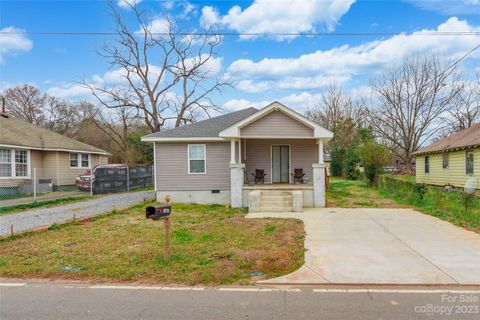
[{"left": 146, "top": 204, "right": 172, "bottom": 260}]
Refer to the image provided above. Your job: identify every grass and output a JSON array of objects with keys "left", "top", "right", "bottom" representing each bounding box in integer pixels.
[
  {"left": 128, "top": 186, "right": 154, "bottom": 193},
  {"left": 326, "top": 177, "right": 406, "bottom": 208},
  {"left": 0, "top": 203, "right": 304, "bottom": 285},
  {"left": 378, "top": 176, "right": 480, "bottom": 233},
  {"left": 0, "top": 196, "right": 94, "bottom": 215}
]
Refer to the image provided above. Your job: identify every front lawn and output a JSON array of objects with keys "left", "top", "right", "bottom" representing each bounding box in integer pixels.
[
  {"left": 0, "top": 203, "right": 304, "bottom": 285},
  {"left": 326, "top": 177, "right": 406, "bottom": 208}
]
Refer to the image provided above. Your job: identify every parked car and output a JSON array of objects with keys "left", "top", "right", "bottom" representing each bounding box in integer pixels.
[{"left": 75, "top": 164, "right": 127, "bottom": 191}]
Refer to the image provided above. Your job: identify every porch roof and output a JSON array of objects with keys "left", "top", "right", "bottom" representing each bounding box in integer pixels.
[{"left": 219, "top": 101, "right": 333, "bottom": 141}]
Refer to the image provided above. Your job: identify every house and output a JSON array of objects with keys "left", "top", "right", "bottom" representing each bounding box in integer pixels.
[
  {"left": 0, "top": 113, "right": 108, "bottom": 194},
  {"left": 414, "top": 124, "right": 479, "bottom": 189},
  {"left": 142, "top": 101, "right": 333, "bottom": 211}
]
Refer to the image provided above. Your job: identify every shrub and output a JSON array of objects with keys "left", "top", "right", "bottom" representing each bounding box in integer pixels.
[
  {"left": 379, "top": 175, "right": 480, "bottom": 232},
  {"left": 357, "top": 141, "right": 391, "bottom": 185}
]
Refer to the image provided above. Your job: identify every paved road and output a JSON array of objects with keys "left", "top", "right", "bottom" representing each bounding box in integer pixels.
[
  {"left": 1, "top": 281, "right": 479, "bottom": 319},
  {"left": 248, "top": 208, "right": 480, "bottom": 285},
  {"left": 0, "top": 191, "right": 155, "bottom": 237}
]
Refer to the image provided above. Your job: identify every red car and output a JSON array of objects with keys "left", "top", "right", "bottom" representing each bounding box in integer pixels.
[{"left": 75, "top": 164, "right": 127, "bottom": 191}]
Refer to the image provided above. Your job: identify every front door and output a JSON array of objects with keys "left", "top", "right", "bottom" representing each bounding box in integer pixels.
[{"left": 272, "top": 145, "right": 290, "bottom": 183}]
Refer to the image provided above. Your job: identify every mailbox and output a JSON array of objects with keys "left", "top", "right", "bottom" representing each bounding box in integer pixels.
[{"left": 146, "top": 205, "right": 171, "bottom": 220}]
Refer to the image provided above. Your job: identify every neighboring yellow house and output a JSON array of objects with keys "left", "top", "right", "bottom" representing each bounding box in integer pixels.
[
  {"left": 414, "top": 124, "right": 479, "bottom": 189},
  {"left": 0, "top": 113, "right": 109, "bottom": 194}
]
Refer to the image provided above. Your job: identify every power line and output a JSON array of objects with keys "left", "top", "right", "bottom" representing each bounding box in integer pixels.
[{"left": 1, "top": 31, "right": 480, "bottom": 36}]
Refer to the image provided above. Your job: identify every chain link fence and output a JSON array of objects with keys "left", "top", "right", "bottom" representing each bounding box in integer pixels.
[
  {"left": 0, "top": 168, "right": 54, "bottom": 206},
  {"left": 92, "top": 165, "right": 154, "bottom": 194},
  {"left": 1, "top": 165, "right": 154, "bottom": 207}
]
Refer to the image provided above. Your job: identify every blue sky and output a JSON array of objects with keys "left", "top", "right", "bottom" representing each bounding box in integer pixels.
[{"left": 1, "top": 0, "right": 480, "bottom": 114}]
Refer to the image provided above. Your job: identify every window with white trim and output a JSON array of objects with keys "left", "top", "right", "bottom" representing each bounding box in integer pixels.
[
  {"left": 15, "top": 150, "right": 28, "bottom": 177},
  {"left": 0, "top": 149, "right": 12, "bottom": 177},
  {"left": 0, "top": 148, "right": 29, "bottom": 178},
  {"left": 70, "top": 153, "right": 90, "bottom": 168},
  {"left": 188, "top": 144, "right": 206, "bottom": 174},
  {"left": 424, "top": 155, "right": 430, "bottom": 174},
  {"left": 466, "top": 151, "right": 474, "bottom": 175}
]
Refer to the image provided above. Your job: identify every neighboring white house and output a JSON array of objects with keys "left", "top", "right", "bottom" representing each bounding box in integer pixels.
[
  {"left": 142, "top": 101, "right": 333, "bottom": 212},
  {"left": 0, "top": 113, "right": 108, "bottom": 194}
]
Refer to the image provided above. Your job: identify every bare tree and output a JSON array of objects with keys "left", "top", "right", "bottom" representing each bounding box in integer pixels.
[
  {"left": 79, "top": 102, "right": 142, "bottom": 164},
  {"left": 441, "top": 72, "right": 480, "bottom": 134},
  {"left": 306, "top": 83, "right": 365, "bottom": 149},
  {"left": 366, "top": 55, "right": 463, "bottom": 172},
  {"left": 84, "top": 2, "right": 228, "bottom": 133},
  {"left": 3, "top": 84, "right": 46, "bottom": 125}
]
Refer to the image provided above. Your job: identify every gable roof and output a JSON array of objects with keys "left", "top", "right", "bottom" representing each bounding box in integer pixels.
[
  {"left": 219, "top": 101, "right": 333, "bottom": 140},
  {"left": 142, "top": 107, "right": 258, "bottom": 141},
  {"left": 414, "top": 123, "right": 480, "bottom": 155},
  {"left": 0, "top": 114, "right": 108, "bottom": 155}
]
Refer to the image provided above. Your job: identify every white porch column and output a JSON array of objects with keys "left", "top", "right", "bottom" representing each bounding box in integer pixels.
[
  {"left": 230, "top": 138, "right": 244, "bottom": 208},
  {"left": 318, "top": 139, "right": 324, "bottom": 164},
  {"left": 238, "top": 138, "right": 242, "bottom": 164},
  {"left": 230, "top": 139, "right": 236, "bottom": 164},
  {"left": 313, "top": 139, "right": 326, "bottom": 207}
]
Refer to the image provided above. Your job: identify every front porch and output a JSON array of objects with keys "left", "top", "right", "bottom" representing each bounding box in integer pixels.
[
  {"left": 243, "top": 183, "right": 314, "bottom": 190},
  {"left": 219, "top": 102, "right": 333, "bottom": 211},
  {"left": 229, "top": 137, "right": 327, "bottom": 211}
]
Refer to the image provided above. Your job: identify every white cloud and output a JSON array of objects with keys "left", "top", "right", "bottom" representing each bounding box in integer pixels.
[
  {"left": 222, "top": 92, "right": 322, "bottom": 113},
  {"left": 117, "top": 0, "right": 141, "bottom": 9},
  {"left": 47, "top": 83, "right": 92, "bottom": 100},
  {"left": 407, "top": 0, "right": 480, "bottom": 15},
  {"left": 0, "top": 27, "right": 33, "bottom": 63},
  {"left": 47, "top": 56, "right": 222, "bottom": 100},
  {"left": 200, "top": 0, "right": 355, "bottom": 40},
  {"left": 227, "top": 17, "right": 480, "bottom": 91},
  {"left": 222, "top": 98, "right": 268, "bottom": 111},
  {"left": 200, "top": 6, "right": 221, "bottom": 29}
]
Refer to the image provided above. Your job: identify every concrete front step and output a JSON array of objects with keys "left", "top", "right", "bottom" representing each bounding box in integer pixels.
[
  {"left": 260, "top": 199, "right": 292, "bottom": 206},
  {"left": 260, "top": 196, "right": 293, "bottom": 202},
  {"left": 249, "top": 190, "right": 302, "bottom": 213},
  {"left": 259, "top": 206, "right": 294, "bottom": 212}
]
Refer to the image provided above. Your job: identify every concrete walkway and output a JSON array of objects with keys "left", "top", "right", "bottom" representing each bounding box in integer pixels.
[
  {"left": 0, "top": 191, "right": 155, "bottom": 237},
  {"left": 247, "top": 208, "right": 480, "bottom": 285}
]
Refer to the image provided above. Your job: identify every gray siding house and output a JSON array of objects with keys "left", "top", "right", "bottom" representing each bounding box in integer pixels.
[{"left": 142, "top": 101, "right": 333, "bottom": 211}]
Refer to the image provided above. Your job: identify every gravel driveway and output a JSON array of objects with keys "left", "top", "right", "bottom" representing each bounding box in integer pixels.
[{"left": 0, "top": 191, "right": 155, "bottom": 237}]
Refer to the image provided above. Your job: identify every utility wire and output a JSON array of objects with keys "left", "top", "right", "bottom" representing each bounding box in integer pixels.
[{"left": 1, "top": 31, "right": 480, "bottom": 36}]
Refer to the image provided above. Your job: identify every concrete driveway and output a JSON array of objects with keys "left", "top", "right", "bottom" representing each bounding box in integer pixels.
[{"left": 247, "top": 208, "right": 480, "bottom": 285}]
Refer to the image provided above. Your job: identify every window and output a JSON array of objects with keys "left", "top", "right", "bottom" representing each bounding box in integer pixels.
[
  {"left": 442, "top": 153, "right": 449, "bottom": 169},
  {"left": 70, "top": 153, "right": 78, "bottom": 167},
  {"left": 424, "top": 155, "right": 430, "bottom": 174},
  {"left": 188, "top": 144, "right": 206, "bottom": 174},
  {"left": 0, "top": 148, "right": 29, "bottom": 178},
  {"left": 70, "top": 153, "right": 90, "bottom": 168},
  {"left": 15, "top": 150, "right": 28, "bottom": 177},
  {"left": 81, "top": 154, "right": 89, "bottom": 167},
  {"left": 0, "top": 149, "right": 12, "bottom": 177},
  {"left": 466, "top": 151, "right": 474, "bottom": 175}
]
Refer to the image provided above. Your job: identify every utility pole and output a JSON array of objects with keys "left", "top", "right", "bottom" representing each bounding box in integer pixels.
[{"left": 1, "top": 95, "right": 5, "bottom": 113}]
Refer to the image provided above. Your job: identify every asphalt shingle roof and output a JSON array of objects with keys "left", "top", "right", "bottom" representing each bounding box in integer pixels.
[
  {"left": 143, "top": 107, "right": 259, "bottom": 138},
  {"left": 0, "top": 114, "right": 108, "bottom": 154},
  {"left": 414, "top": 123, "right": 480, "bottom": 155}
]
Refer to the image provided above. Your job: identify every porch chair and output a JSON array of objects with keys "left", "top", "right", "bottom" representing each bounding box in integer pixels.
[
  {"left": 252, "top": 169, "right": 267, "bottom": 184},
  {"left": 291, "top": 168, "right": 306, "bottom": 184}
]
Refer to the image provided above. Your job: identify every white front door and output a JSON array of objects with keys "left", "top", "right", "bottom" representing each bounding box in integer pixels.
[{"left": 272, "top": 145, "right": 290, "bottom": 183}]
